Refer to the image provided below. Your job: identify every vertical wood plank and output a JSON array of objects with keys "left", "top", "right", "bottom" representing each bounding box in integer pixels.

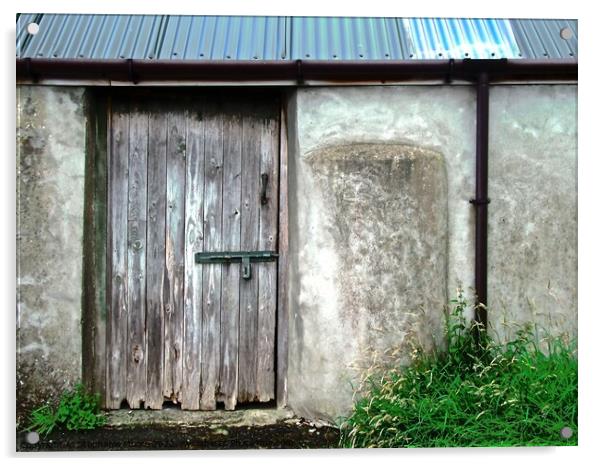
[
  {"left": 82, "top": 92, "right": 108, "bottom": 406},
  {"left": 256, "top": 100, "right": 279, "bottom": 401},
  {"left": 146, "top": 104, "right": 167, "bottom": 409},
  {"left": 276, "top": 100, "right": 289, "bottom": 408},
  {"left": 164, "top": 107, "right": 186, "bottom": 403},
  {"left": 125, "top": 102, "right": 148, "bottom": 408},
  {"left": 238, "top": 101, "right": 261, "bottom": 403},
  {"left": 81, "top": 92, "right": 96, "bottom": 396},
  {"left": 94, "top": 96, "right": 109, "bottom": 408},
  {"left": 182, "top": 101, "right": 205, "bottom": 410},
  {"left": 200, "top": 100, "right": 223, "bottom": 410},
  {"left": 107, "top": 99, "right": 129, "bottom": 409},
  {"left": 219, "top": 102, "right": 243, "bottom": 410}
]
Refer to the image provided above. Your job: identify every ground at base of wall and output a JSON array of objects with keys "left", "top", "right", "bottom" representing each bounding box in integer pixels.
[{"left": 16, "top": 409, "right": 340, "bottom": 451}]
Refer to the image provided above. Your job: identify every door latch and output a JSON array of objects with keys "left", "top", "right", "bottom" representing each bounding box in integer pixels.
[
  {"left": 261, "top": 173, "right": 269, "bottom": 205},
  {"left": 194, "top": 250, "right": 278, "bottom": 280}
]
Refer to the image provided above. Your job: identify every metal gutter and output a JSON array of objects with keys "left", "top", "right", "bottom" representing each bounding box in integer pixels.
[{"left": 16, "top": 58, "right": 577, "bottom": 83}]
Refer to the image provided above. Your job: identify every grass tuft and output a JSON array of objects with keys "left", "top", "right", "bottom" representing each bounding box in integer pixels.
[
  {"left": 26, "top": 383, "right": 106, "bottom": 436},
  {"left": 339, "top": 290, "right": 578, "bottom": 448}
]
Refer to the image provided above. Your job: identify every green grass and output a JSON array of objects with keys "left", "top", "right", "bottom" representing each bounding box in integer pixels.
[
  {"left": 26, "top": 383, "right": 107, "bottom": 436},
  {"left": 339, "top": 292, "right": 578, "bottom": 448}
]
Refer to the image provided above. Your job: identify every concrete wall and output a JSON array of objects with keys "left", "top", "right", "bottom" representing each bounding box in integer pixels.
[
  {"left": 16, "top": 86, "right": 86, "bottom": 418},
  {"left": 286, "top": 84, "right": 577, "bottom": 422},
  {"left": 286, "top": 86, "right": 477, "bottom": 421},
  {"left": 488, "top": 85, "right": 577, "bottom": 342}
]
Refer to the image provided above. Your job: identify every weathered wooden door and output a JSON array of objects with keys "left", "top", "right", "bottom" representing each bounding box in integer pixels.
[{"left": 106, "top": 93, "right": 280, "bottom": 410}]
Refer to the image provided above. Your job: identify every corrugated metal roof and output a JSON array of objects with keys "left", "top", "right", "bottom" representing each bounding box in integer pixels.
[
  {"left": 16, "top": 14, "right": 578, "bottom": 61},
  {"left": 16, "top": 14, "right": 288, "bottom": 60},
  {"left": 289, "top": 17, "right": 408, "bottom": 60},
  {"left": 401, "top": 18, "right": 520, "bottom": 59},
  {"left": 157, "top": 16, "right": 287, "bottom": 60},
  {"left": 510, "top": 19, "right": 577, "bottom": 58}
]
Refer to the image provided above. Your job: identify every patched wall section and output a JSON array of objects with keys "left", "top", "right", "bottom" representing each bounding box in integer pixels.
[
  {"left": 488, "top": 85, "right": 577, "bottom": 341},
  {"left": 287, "top": 86, "right": 476, "bottom": 421},
  {"left": 305, "top": 146, "right": 447, "bottom": 355},
  {"left": 17, "top": 85, "right": 86, "bottom": 419},
  {"left": 302, "top": 144, "right": 448, "bottom": 394}
]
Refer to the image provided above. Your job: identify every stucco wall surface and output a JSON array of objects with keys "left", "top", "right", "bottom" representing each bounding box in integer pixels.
[
  {"left": 488, "top": 85, "right": 577, "bottom": 342},
  {"left": 286, "top": 86, "right": 477, "bottom": 421},
  {"left": 17, "top": 85, "right": 86, "bottom": 417},
  {"left": 286, "top": 84, "right": 577, "bottom": 422}
]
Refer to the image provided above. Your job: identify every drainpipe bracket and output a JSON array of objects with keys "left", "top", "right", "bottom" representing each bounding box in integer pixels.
[
  {"left": 296, "top": 59, "right": 304, "bottom": 86},
  {"left": 127, "top": 58, "right": 138, "bottom": 84},
  {"left": 469, "top": 198, "right": 491, "bottom": 206},
  {"left": 25, "top": 57, "right": 39, "bottom": 83},
  {"left": 445, "top": 59, "right": 455, "bottom": 83}
]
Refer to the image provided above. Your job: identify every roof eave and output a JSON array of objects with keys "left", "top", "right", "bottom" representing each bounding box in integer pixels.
[{"left": 16, "top": 58, "right": 578, "bottom": 84}]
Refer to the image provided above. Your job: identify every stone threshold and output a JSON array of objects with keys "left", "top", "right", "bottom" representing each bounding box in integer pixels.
[{"left": 106, "top": 406, "right": 297, "bottom": 428}]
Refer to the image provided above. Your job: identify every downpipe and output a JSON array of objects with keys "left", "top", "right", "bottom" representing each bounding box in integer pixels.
[{"left": 470, "top": 72, "right": 490, "bottom": 346}]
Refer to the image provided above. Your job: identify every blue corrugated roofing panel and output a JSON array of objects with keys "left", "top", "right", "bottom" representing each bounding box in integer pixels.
[
  {"left": 510, "top": 19, "right": 577, "bottom": 58},
  {"left": 290, "top": 16, "right": 407, "bottom": 60},
  {"left": 157, "top": 16, "right": 286, "bottom": 59},
  {"left": 16, "top": 13, "right": 39, "bottom": 56},
  {"left": 16, "top": 14, "right": 578, "bottom": 61},
  {"left": 401, "top": 18, "right": 520, "bottom": 59},
  {"left": 16, "top": 14, "right": 287, "bottom": 60}
]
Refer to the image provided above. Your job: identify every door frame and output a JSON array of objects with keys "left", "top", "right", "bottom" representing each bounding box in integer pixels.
[{"left": 82, "top": 87, "right": 290, "bottom": 409}]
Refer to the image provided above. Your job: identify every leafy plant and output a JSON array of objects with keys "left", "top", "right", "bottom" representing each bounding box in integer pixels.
[
  {"left": 26, "top": 383, "right": 106, "bottom": 436},
  {"left": 339, "top": 290, "right": 578, "bottom": 448}
]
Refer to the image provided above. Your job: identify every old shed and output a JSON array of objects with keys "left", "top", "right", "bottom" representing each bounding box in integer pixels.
[{"left": 16, "top": 14, "right": 577, "bottom": 422}]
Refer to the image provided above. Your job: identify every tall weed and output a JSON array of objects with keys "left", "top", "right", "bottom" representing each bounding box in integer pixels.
[{"left": 339, "top": 291, "right": 578, "bottom": 448}]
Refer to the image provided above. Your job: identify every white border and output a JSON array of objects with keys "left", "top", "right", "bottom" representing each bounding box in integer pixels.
[{"left": 3, "top": 1, "right": 599, "bottom": 465}]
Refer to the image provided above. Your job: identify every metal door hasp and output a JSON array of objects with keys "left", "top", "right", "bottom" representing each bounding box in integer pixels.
[{"left": 194, "top": 250, "right": 278, "bottom": 280}]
